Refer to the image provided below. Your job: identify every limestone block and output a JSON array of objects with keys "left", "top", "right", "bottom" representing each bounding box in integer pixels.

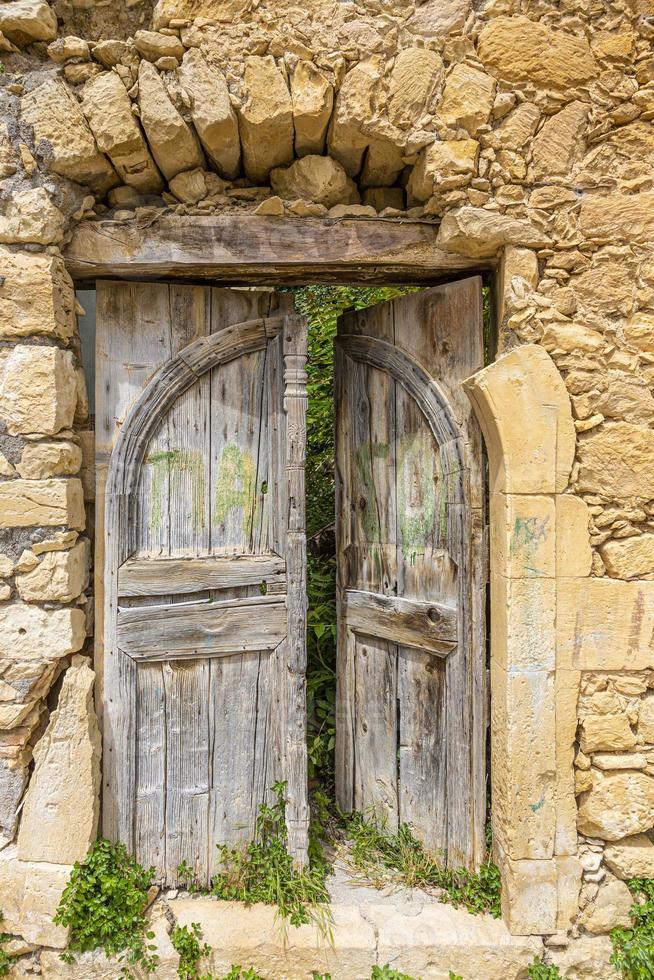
[
  {"left": 484, "top": 103, "right": 541, "bottom": 152},
  {"left": 578, "top": 770, "right": 654, "bottom": 840},
  {"left": 21, "top": 79, "right": 116, "bottom": 193},
  {"left": 501, "top": 858, "right": 557, "bottom": 935},
  {"left": 438, "top": 63, "right": 495, "bottom": 136},
  {"left": 0, "top": 249, "right": 76, "bottom": 343},
  {"left": 531, "top": 102, "right": 589, "bottom": 182},
  {"left": 491, "top": 492, "right": 555, "bottom": 581},
  {"left": 577, "top": 422, "right": 654, "bottom": 501},
  {"left": 0, "top": 122, "right": 18, "bottom": 178},
  {"left": 138, "top": 60, "right": 204, "bottom": 182},
  {"left": 17, "top": 441, "right": 82, "bottom": 480},
  {"left": 555, "top": 669, "right": 581, "bottom": 856},
  {"left": 491, "top": 574, "right": 555, "bottom": 675},
  {"left": 16, "top": 540, "right": 90, "bottom": 603},
  {"left": 579, "top": 714, "right": 636, "bottom": 753},
  {"left": 477, "top": 15, "right": 596, "bottom": 88},
  {"left": 604, "top": 833, "right": 654, "bottom": 879},
  {"left": 359, "top": 134, "right": 405, "bottom": 188},
  {"left": 0, "top": 479, "right": 85, "bottom": 530},
  {"left": 0, "top": 345, "right": 76, "bottom": 436},
  {"left": 407, "top": 140, "right": 478, "bottom": 204},
  {"left": 0, "top": 188, "right": 64, "bottom": 246},
  {"left": 237, "top": 56, "right": 294, "bottom": 184},
  {"left": 542, "top": 322, "right": 605, "bottom": 355},
  {"left": 33, "top": 530, "right": 78, "bottom": 555},
  {"left": 80, "top": 72, "right": 163, "bottom": 194},
  {"left": 573, "top": 255, "right": 636, "bottom": 316},
  {"left": 47, "top": 36, "right": 90, "bottom": 63},
  {"left": 437, "top": 207, "right": 550, "bottom": 258},
  {"left": 178, "top": 49, "right": 241, "bottom": 180},
  {"left": 0, "top": 603, "right": 85, "bottom": 662},
  {"left": 169, "top": 168, "right": 207, "bottom": 204},
  {"left": 624, "top": 311, "right": 654, "bottom": 352},
  {"left": 595, "top": 375, "right": 654, "bottom": 426},
  {"left": 556, "top": 855, "right": 583, "bottom": 931},
  {"left": 388, "top": 48, "right": 443, "bottom": 130},
  {"left": 577, "top": 122, "right": 654, "bottom": 187},
  {"left": 639, "top": 695, "right": 654, "bottom": 743},
  {"left": 0, "top": 759, "right": 28, "bottom": 847},
  {"left": 271, "top": 155, "right": 359, "bottom": 208},
  {"left": 78, "top": 430, "right": 95, "bottom": 502},
  {"left": 600, "top": 534, "right": 654, "bottom": 579},
  {"left": 405, "top": 0, "right": 470, "bottom": 37},
  {"left": 17, "top": 656, "right": 99, "bottom": 864},
  {"left": 291, "top": 61, "right": 333, "bottom": 157},
  {"left": 499, "top": 245, "right": 539, "bottom": 322},
  {"left": 580, "top": 192, "right": 654, "bottom": 244},
  {"left": 556, "top": 496, "right": 592, "bottom": 577},
  {"left": 0, "top": 845, "right": 70, "bottom": 947},
  {"left": 581, "top": 879, "right": 633, "bottom": 934},
  {"left": 0, "top": 0, "right": 56, "bottom": 45},
  {"left": 593, "top": 753, "right": 647, "bottom": 770},
  {"left": 328, "top": 58, "right": 379, "bottom": 177},
  {"left": 463, "top": 344, "right": 575, "bottom": 495},
  {"left": 134, "top": 29, "right": 184, "bottom": 62},
  {"left": 550, "top": 935, "right": 621, "bottom": 979}
]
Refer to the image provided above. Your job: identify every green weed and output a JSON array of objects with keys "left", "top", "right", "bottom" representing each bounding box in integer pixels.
[
  {"left": 611, "top": 877, "right": 654, "bottom": 980},
  {"left": 0, "top": 913, "right": 14, "bottom": 978},
  {"left": 53, "top": 838, "right": 158, "bottom": 976},
  {"left": 371, "top": 966, "right": 417, "bottom": 980},
  {"left": 219, "top": 970, "right": 264, "bottom": 980},
  {"left": 527, "top": 957, "right": 562, "bottom": 979},
  {"left": 171, "top": 922, "right": 211, "bottom": 980}
]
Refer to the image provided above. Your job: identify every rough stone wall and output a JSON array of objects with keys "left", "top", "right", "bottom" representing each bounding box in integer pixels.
[{"left": 0, "top": 0, "right": 652, "bottom": 956}]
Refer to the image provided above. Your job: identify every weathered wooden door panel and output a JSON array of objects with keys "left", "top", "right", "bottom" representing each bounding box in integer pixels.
[
  {"left": 96, "top": 284, "right": 309, "bottom": 885},
  {"left": 335, "top": 279, "right": 486, "bottom": 869}
]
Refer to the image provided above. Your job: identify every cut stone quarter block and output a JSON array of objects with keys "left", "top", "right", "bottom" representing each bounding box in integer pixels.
[
  {"left": 501, "top": 858, "right": 558, "bottom": 935},
  {"left": 0, "top": 845, "right": 71, "bottom": 948},
  {"left": 554, "top": 669, "right": 581, "bottom": 857},
  {"left": 17, "top": 440, "right": 82, "bottom": 480},
  {"left": 0, "top": 478, "right": 85, "bottom": 530},
  {"left": 15, "top": 539, "right": 90, "bottom": 602},
  {"left": 557, "top": 578, "right": 654, "bottom": 671},
  {"left": 463, "top": 344, "right": 575, "bottom": 494},
  {"left": 491, "top": 573, "right": 555, "bottom": 671},
  {"left": 577, "top": 769, "right": 654, "bottom": 840},
  {"left": 556, "top": 855, "right": 583, "bottom": 931},
  {"left": 577, "top": 421, "right": 654, "bottom": 501},
  {"left": 604, "top": 833, "right": 654, "bottom": 879},
  {"left": 0, "top": 603, "right": 86, "bottom": 663},
  {"left": 0, "top": 248, "right": 76, "bottom": 342},
  {"left": 0, "top": 345, "right": 77, "bottom": 436},
  {"left": 490, "top": 493, "right": 555, "bottom": 579},
  {"left": 556, "top": 495, "right": 592, "bottom": 577}
]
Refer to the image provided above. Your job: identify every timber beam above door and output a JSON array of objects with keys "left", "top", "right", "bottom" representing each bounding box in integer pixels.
[{"left": 64, "top": 215, "right": 493, "bottom": 285}]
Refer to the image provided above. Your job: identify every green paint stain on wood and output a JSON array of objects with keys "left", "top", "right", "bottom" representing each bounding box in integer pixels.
[
  {"left": 147, "top": 449, "right": 206, "bottom": 532},
  {"left": 354, "top": 441, "right": 389, "bottom": 543},
  {"left": 212, "top": 442, "right": 260, "bottom": 540},
  {"left": 397, "top": 431, "right": 438, "bottom": 558}
]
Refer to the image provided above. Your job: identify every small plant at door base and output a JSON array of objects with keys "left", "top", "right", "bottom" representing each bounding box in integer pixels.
[
  {"left": 342, "top": 811, "right": 501, "bottom": 918},
  {"left": 370, "top": 966, "right": 418, "bottom": 980},
  {"left": 610, "top": 877, "right": 654, "bottom": 980},
  {"left": 526, "top": 957, "right": 562, "bottom": 979},
  {"left": 211, "top": 781, "right": 332, "bottom": 932},
  {"left": 171, "top": 922, "right": 211, "bottom": 980},
  {"left": 54, "top": 838, "right": 159, "bottom": 976},
  {"left": 0, "top": 913, "right": 15, "bottom": 977},
  {"left": 219, "top": 969, "right": 265, "bottom": 980}
]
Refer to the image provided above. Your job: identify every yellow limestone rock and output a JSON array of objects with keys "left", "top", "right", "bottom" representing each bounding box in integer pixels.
[
  {"left": 178, "top": 48, "right": 241, "bottom": 180},
  {"left": 580, "top": 192, "right": 654, "bottom": 244},
  {"left": 600, "top": 534, "right": 654, "bottom": 579},
  {"left": 291, "top": 61, "right": 333, "bottom": 157},
  {"left": 605, "top": 834, "right": 654, "bottom": 879},
  {"left": 0, "top": 0, "right": 56, "bottom": 45},
  {"left": 437, "top": 207, "right": 550, "bottom": 258},
  {"left": 578, "top": 770, "right": 654, "bottom": 840},
  {"left": 478, "top": 15, "right": 596, "bottom": 88},
  {"left": 531, "top": 101, "right": 589, "bottom": 182},
  {"left": 438, "top": 63, "right": 495, "bottom": 136},
  {"left": 579, "top": 714, "right": 636, "bottom": 753},
  {"left": 328, "top": 58, "right": 380, "bottom": 177},
  {"left": 15, "top": 539, "right": 90, "bottom": 602},
  {"left": 17, "top": 656, "right": 100, "bottom": 864},
  {"left": 581, "top": 880, "right": 633, "bottom": 935},
  {"left": 0, "top": 845, "right": 71, "bottom": 948},
  {"left": 238, "top": 56, "right": 294, "bottom": 183},
  {"left": 138, "top": 59, "right": 205, "bottom": 181},
  {"left": 271, "top": 155, "right": 359, "bottom": 208},
  {"left": 0, "top": 603, "right": 85, "bottom": 662},
  {"left": 21, "top": 78, "right": 116, "bottom": 193},
  {"left": 0, "top": 479, "right": 85, "bottom": 530},
  {"left": 638, "top": 695, "right": 654, "bottom": 743},
  {"left": 405, "top": 0, "right": 470, "bottom": 37},
  {"left": 17, "top": 441, "right": 82, "bottom": 480},
  {"left": 407, "top": 139, "right": 479, "bottom": 203},
  {"left": 0, "top": 345, "right": 76, "bottom": 436},
  {"left": 0, "top": 248, "right": 76, "bottom": 342},
  {"left": 134, "top": 29, "right": 184, "bottom": 62},
  {"left": 388, "top": 48, "right": 443, "bottom": 129},
  {"left": 577, "top": 422, "right": 654, "bottom": 500},
  {"left": 80, "top": 72, "right": 163, "bottom": 194},
  {"left": 556, "top": 495, "right": 592, "bottom": 577},
  {"left": 623, "top": 313, "right": 654, "bottom": 352},
  {"left": 169, "top": 168, "right": 208, "bottom": 204},
  {"left": 0, "top": 188, "right": 64, "bottom": 246}
]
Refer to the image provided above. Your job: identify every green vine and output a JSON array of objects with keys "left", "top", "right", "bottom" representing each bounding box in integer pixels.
[
  {"left": 0, "top": 913, "right": 15, "bottom": 978},
  {"left": 527, "top": 958, "right": 562, "bottom": 979},
  {"left": 611, "top": 877, "right": 654, "bottom": 980},
  {"left": 170, "top": 922, "right": 211, "bottom": 980}
]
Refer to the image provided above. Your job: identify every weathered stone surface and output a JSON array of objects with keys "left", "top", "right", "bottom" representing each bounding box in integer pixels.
[
  {"left": 579, "top": 714, "right": 636, "bottom": 754},
  {"left": 407, "top": 139, "right": 478, "bottom": 203},
  {"left": 624, "top": 312, "right": 654, "bottom": 352},
  {"left": 580, "top": 193, "right": 654, "bottom": 244},
  {"left": 491, "top": 493, "right": 555, "bottom": 582},
  {"left": 238, "top": 56, "right": 294, "bottom": 183},
  {"left": 0, "top": 188, "right": 64, "bottom": 246},
  {"left": 16, "top": 441, "right": 82, "bottom": 480},
  {"left": 0, "top": 604, "right": 85, "bottom": 665},
  {"left": 600, "top": 534, "right": 654, "bottom": 580},
  {"left": 405, "top": 0, "right": 470, "bottom": 37},
  {"left": 596, "top": 375, "right": 654, "bottom": 425},
  {"left": 134, "top": 29, "right": 184, "bottom": 62},
  {"left": 178, "top": 48, "right": 241, "bottom": 179},
  {"left": 138, "top": 59, "right": 204, "bottom": 181},
  {"left": 578, "top": 122, "right": 654, "bottom": 187},
  {"left": 18, "top": 656, "right": 100, "bottom": 864},
  {"left": 388, "top": 47, "right": 442, "bottom": 129},
  {"left": 605, "top": 834, "right": 654, "bottom": 879},
  {"left": 501, "top": 858, "right": 557, "bottom": 934},
  {"left": 478, "top": 16, "right": 596, "bottom": 88},
  {"left": 291, "top": 60, "right": 333, "bottom": 156},
  {"left": 0, "top": 0, "right": 56, "bottom": 45},
  {"left": 438, "top": 207, "right": 549, "bottom": 257},
  {"left": 21, "top": 78, "right": 116, "bottom": 193},
  {"left": 0, "top": 123, "right": 18, "bottom": 178},
  {"left": 328, "top": 58, "right": 379, "bottom": 177},
  {"left": 550, "top": 935, "right": 621, "bottom": 979},
  {"left": 15, "top": 540, "right": 90, "bottom": 602},
  {"left": 558, "top": 579, "right": 654, "bottom": 671},
  {"left": 577, "top": 422, "right": 654, "bottom": 500},
  {"left": 0, "top": 844, "right": 70, "bottom": 947},
  {"left": 0, "top": 249, "right": 76, "bottom": 342},
  {"left": 0, "top": 479, "right": 85, "bottom": 530},
  {"left": 47, "top": 35, "right": 90, "bottom": 63},
  {"left": 0, "top": 345, "right": 76, "bottom": 436},
  {"left": 582, "top": 879, "right": 633, "bottom": 935},
  {"left": 363, "top": 187, "right": 404, "bottom": 211},
  {"left": 80, "top": 72, "right": 163, "bottom": 194},
  {"left": 271, "top": 155, "right": 359, "bottom": 208},
  {"left": 578, "top": 770, "right": 654, "bottom": 840},
  {"left": 438, "top": 63, "right": 495, "bottom": 135},
  {"left": 593, "top": 753, "right": 647, "bottom": 771},
  {"left": 169, "top": 168, "right": 207, "bottom": 204},
  {"left": 0, "top": 759, "right": 28, "bottom": 848},
  {"left": 639, "top": 695, "right": 654, "bottom": 743},
  {"left": 556, "top": 495, "right": 592, "bottom": 578},
  {"left": 531, "top": 102, "right": 589, "bottom": 182}
]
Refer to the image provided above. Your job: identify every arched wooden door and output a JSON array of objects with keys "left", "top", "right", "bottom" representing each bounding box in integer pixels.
[
  {"left": 96, "top": 284, "right": 308, "bottom": 884},
  {"left": 334, "top": 279, "right": 486, "bottom": 869}
]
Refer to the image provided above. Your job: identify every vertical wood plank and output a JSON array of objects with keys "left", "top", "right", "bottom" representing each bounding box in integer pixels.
[{"left": 135, "top": 663, "right": 166, "bottom": 880}]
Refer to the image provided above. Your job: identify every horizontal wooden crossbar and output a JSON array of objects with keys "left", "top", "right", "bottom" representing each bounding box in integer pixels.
[
  {"left": 345, "top": 589, "right": 457, "bottom": 657},
  {"left": 118, "top": 553, "right": 286, "bottom": 596}
]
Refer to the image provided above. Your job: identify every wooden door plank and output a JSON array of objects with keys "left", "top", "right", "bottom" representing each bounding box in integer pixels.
[
  {"left": 118, "top": 553, "right": 286, "bottom": 596},
  {"left": 135, "top": 663, "right": 166, "bottom": 881},
  {"left": 345, "top": 590, "right": 457, "bottom": 655}
]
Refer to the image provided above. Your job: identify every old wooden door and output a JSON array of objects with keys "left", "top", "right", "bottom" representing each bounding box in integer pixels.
[
  {"left": 96, "top": 283, "right": 309, "bottom": 884},
  {"left": 334, "top": 279, "right": 486, "bottom": 869}
]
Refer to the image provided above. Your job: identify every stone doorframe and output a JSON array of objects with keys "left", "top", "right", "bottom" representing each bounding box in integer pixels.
[{"left": 65, "top": 212, "right": 654, "bottom": 936}]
